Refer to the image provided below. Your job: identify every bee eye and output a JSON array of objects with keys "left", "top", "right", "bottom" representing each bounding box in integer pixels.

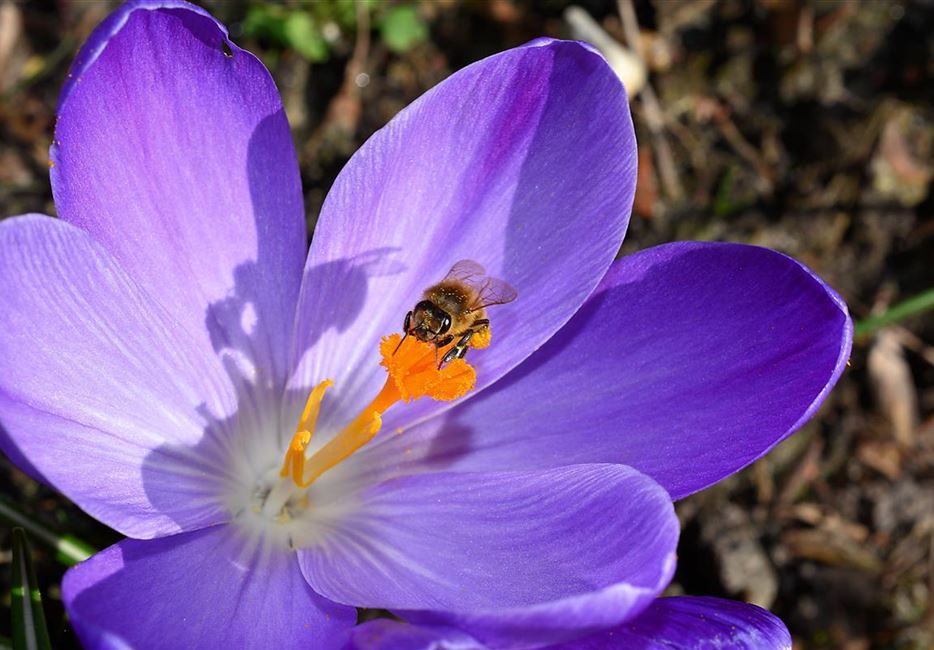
[{"left": 439, "top": 314, "right": 452, "bottom": 335}]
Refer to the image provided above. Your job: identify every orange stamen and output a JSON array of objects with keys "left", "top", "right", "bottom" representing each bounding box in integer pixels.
[
  {"left": 279, "top": 379, "right": 333, "bottom": 484},
  {"left": 379, "top": 333, "right": 477, "bottom": 402},
  {"left": 280, "top": 334, "right": 476, "bottom": 488}
]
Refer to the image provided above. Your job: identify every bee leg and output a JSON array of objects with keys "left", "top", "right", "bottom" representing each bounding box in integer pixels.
[
  {"left": 473, "top": 319, "right": 489, "bottom": 328},
  {"left": 432, "top": 334, "right": 454, "bottom": 365},
  {"left": 439, "top": 331, "right": 473, "bottom": 369},
  {"left": 435, "top": 335, "right": 454, "bottom": 348},
  {"left": 440, "top": 346, "right": 461, "bottom": 368}
]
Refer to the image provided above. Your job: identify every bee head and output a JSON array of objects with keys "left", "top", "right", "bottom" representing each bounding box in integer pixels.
[{"left": 411, "top": 300, "right": 452, "bottom": 341}]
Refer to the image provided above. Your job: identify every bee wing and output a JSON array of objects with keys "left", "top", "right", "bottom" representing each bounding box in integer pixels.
[
  {"left": 470, "top": 275, "right": 518, "bottom": 311},
  {"left": 443, "top": 259, "right": 488, "bottom": 284},
  {"left": 443, "top": 260, "right": 517, "bottom": 311}
]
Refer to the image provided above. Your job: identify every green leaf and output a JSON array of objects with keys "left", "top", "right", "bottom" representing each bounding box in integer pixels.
[
  {"left": 242, "top": 4, "right": 330, "bottom": 62},
  {"left": 284, "top": 11, "right": 329, "bottom": 61},
  {"left": 242, "top": 5, "right": 289, "bottom": 45},
  {"left": 855, "top": 287, "right": 934, "bottom": 338},
  {"left": 380, "top": 5, "right": 428, "bottom": 53},
  {"left": 0, "top": 495, "right": 94, "bottom": 567},
  {"left": 0, "top": 634, "right": 13, "bottom": 650},
  {"left": 11, "top": 528, "right": 52, "bottom": 650}
]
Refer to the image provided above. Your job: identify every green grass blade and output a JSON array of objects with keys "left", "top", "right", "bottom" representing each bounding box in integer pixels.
[
  {"left": 0, "top": 496, "right": 93, "bottom": 566},
  {"left": 855, "top": 287, "right": 934, "bottom": 338},
  {"left": 10, "top": 528, "right": 52, "bottom": 650}
]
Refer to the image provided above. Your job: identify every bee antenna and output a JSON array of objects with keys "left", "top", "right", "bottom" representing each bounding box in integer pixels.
[{"left": 393, "top": 331, "right": 408, "bottom": 355}]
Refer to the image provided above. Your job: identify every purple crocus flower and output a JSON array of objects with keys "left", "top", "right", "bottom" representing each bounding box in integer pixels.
[{"left": 0, "top": 1, "right": 851, "bottom": 649}]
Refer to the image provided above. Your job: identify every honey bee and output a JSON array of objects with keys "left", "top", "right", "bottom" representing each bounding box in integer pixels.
[{"left": 399, "top": 260, "right": 518, "bottom": 367}]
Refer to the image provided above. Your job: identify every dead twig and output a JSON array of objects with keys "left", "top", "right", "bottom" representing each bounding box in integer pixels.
[
  {"left": 716, "top": 113, "right": 775, "bottom": 194},
  {"left": 617, "top": 0, "right": 684, "bottom": 203},
  {"left": 891, "top": 325, "right": 934, "bottom": 368},
  {"left": 776, "top": 435, "right": 824, "bottom": 507},
  {"left": 349, "top": 0, "right": 371, "bottom": 90}
]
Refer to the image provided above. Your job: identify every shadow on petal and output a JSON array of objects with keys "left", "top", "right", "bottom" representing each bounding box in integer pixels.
[{"left": 139, "top": 113, "right": 404, "bottom": 534}]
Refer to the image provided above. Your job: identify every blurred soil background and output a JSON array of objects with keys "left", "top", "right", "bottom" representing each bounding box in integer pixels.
[{"left": 0, "top": 0, "right": 933, "bottom": 648}]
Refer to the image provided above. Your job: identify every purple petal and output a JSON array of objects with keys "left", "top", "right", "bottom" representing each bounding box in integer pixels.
[
  {"left": 288, "top": 39, "right": 636, "bottom": 434},
  {"left": 0, "top": 216, "right": 237, "bottom": 537},
  {"left": 63, "top": 525, "right": 355, "bottom": 650},
  {"left": 345, "top": 620, "right": 482, "bottom": 650},
  {"left": 344, "top": 597, "right": 791, "bottom": 650},
  {"left": 548, "top": 597, "right": 792, "bottom": 649},
  {"left": 299, "top": 464, "right": 677, "bottom": 648},
  {"left": 51, "top": 0, "right": 305, "bottom": 386},
  {"left": 365, "top": 242, "right": 851, "bottom": 500}
]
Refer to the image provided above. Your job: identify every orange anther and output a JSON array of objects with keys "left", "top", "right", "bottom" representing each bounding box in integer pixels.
[{"left": 280, "top": 334, "right": 476, "bottom": 488}]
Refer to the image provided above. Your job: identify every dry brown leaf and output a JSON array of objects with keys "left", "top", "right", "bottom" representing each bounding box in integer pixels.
[{"left": 868, "top": 329, "right": 919, "bottom": 450}]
